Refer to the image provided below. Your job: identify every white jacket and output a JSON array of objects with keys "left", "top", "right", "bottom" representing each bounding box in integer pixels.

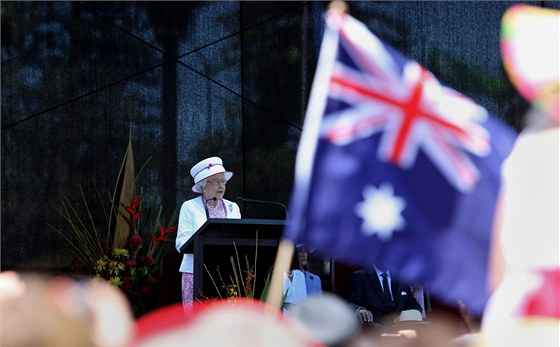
[{"left": 175, "top": 196, "right": 241, "bottom": 273}]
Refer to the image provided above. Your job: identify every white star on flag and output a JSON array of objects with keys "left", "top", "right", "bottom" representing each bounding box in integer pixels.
[{"left": 355, "top": 183, "right": 406, "bottom": 241}]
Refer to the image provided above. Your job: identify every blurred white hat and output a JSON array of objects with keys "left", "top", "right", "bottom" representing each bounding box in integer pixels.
[{"left": 500, "top": 4, "right": 559, "bottom": 122}]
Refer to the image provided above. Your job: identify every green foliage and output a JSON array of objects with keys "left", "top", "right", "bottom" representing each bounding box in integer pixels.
[{"left": 203, "top": 233, "right": 274, "bottom": 303}]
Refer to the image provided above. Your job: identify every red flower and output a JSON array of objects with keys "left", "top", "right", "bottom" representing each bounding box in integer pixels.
[
  {"left": 130, "top": 195, "right": 142, "bottom": 209},
  {"left": 148, "top": 225, "right": 177, "bottom": 255},
  {"left": 144, "top": 256, "right": 154, "bottom": 266},
  {"left": 124, "top": 195, "right": 143, "bottom": 224},
  {"left": 131, "top": 211, "right": 142, "bottom": 224},
  {"left": 126, "top": 235, "right": 143, "bottom": 250},
  {"left": 159, "top": 225, "right": 177, "bottom": 237},
  {"left": 124, "top": 259, "right": 137, "bottom": 268}
]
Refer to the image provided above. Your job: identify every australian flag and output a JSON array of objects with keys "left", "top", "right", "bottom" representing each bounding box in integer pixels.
[{"left": 283, "top": 9, "right": 517, "bottom": 315}]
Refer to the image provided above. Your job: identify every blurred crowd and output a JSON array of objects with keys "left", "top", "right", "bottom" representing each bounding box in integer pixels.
[{"left": 0, "top": 270, "right": 484, "bottom": 347}]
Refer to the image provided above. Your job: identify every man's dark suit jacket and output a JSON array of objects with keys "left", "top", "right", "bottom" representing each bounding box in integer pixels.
[{"left": 346, "top": 268, "right": 422, "bottom": 324}]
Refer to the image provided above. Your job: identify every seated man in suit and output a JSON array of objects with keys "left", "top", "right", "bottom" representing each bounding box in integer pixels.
[{"left": 345, "top": 265, "right": 422, "bottom": 326}]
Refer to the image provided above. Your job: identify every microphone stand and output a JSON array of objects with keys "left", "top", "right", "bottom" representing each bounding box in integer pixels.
[{"left": 236, "top": 196, "right": 289, "bottom": 220}]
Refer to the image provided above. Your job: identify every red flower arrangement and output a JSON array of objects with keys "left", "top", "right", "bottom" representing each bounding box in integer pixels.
[
  {"left": 50, "top": 187, "right": 177, "bottom": 317},
  {"left": 95, "top": 191, "right": 178, "bottom": 316},
  {"left": 49, "top": 139, "right": 178, "bottom": 317}
]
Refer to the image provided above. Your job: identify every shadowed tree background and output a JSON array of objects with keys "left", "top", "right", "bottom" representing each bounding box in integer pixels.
[{"left": 2, "top": 1, "right": 557, "bottom": 275}]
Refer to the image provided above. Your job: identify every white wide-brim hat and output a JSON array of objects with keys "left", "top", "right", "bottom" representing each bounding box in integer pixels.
[{"left": 190, "top": 157, "right": 233, "bottom": 194}]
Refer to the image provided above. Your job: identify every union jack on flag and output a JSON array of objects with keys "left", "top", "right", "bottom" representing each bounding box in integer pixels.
[
  {"left": 323, "top": 32, "right": 491, "bottom": 192},
  {"left": 284, "top": 9, "right": 517, "bottom": 315}
]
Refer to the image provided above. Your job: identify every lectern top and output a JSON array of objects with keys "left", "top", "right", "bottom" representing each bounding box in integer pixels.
[{"left": 179, "top": 218, "right": 287, "bottom": 253}]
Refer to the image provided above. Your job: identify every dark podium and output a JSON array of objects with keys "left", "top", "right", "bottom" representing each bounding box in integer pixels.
[{"left": 180, "top": 218, "right": 286, "bottom": 299}]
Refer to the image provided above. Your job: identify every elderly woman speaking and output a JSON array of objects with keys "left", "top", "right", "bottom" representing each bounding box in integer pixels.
[{"left": 175, "top": 157, "right": 241, "bottom": 310}]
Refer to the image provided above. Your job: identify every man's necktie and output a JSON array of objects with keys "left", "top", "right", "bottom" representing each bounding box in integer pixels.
[{"left": 381, "top": 272, "right": 392, "bottom": 302}]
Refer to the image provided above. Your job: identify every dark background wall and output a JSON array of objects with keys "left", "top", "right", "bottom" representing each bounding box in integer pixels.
[{"left": 2, "top": 1, "right": 555, "bottom": 271}]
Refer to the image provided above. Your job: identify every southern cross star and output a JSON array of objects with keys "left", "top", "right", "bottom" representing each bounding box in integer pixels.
[{"left": 354, "top": 183, "right": 406, "bottom": 241}]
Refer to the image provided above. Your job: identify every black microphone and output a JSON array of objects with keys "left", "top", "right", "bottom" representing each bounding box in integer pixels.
[
  {"left": 236, "top": 196, "right": 289, "bottom": 220},
  {"left": 204, "top": 197, "right": 217, "bottom": 219},
  {"left": 205, "top": 197, "right": 217, "bottom": 204}
]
